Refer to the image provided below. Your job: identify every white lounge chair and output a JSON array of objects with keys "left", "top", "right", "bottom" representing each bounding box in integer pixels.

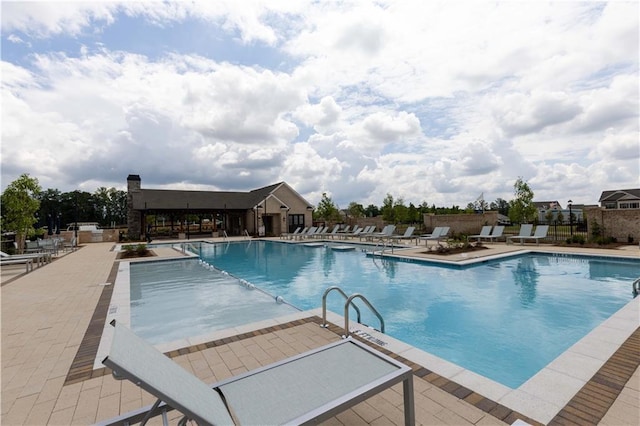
[
  {"left": 310, "top": 226, "right": 328, "bottom": 239},
  {"left": 389, "top": 226, "right": 416, "bottom": 244},
  {"left": 419, "top": 226, "right": 450, "bottom": 247},
  {"left": 0, "top": 250, "right": 51, "bottom": 267},
  {"left": 321, "top": 224, "right": 341, "bottom": 239},
  {"left": 0, "top": 257, "right": 33, "bottom": 273},
  {"left": 295, "top": 226, "right": 316, "bottom": 240},
  {"left": 99, "top": 321, "right": 415, "bottom": 426},
  {"left": 482, "top": 225, "right": 505, "bottom": 242},
  {"left": 507, "top": 224, "right": 534, "bottom": 245},
  {"left": 468, "top": 226, "right": 492, "bottom": 242},
  {"left": 358, "top": 225, "right": 378, "bottom": 241},
  {"left": 365, "top": 225, "right": 396, "bottom": 242},
  {"left": 509, "top": 225, "right": 549, "bottom": 245},
  {"left": 281, "top": 226, "right": 301, "bottom": 239}
]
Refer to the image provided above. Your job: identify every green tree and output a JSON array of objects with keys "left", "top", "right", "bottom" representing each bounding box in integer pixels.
[
  {"left": 346, "top": 202, "right": 365, "bottom": 218},
  {"left": 544, "top": 210, "right": 554, "bottom": 224},
  {"left": 364, "top": 204, "right": 379, "bottom": 217},
  {"left": 1, "top": 174, "right": 42, "bottom": 253},
  {"left": 314, "top": 193, "right": 340, "bottom": 222},
  {"left": 36, "top": 188, "right": 62, "bottom": 231},
  {"left": 508, "top": 177, "right": 536, "bottom": 224},
  {"left": 393, "top": 198, "right": 409, "bottom": 223},
  {"left": 490, "top": 198, "right": 510, "bottom": 216},
  {"left": 94, "top": 187, "right": 127, "bottom": 226},
  {"left": 381, "top": 194, "right": 395, "bottom": 222},
  {"left": 407, "top": 202, "right": 419, "bottom": 223}
]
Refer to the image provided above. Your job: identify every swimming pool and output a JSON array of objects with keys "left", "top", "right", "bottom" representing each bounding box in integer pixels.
[{"left": 136, "top": 241, "right": 637, "bottom": 389}]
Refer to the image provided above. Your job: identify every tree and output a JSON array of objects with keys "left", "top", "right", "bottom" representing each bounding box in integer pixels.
[
  {"left": 364, "top": 204, "right": 379, "bottom": 217},
  {"left": 490, "top": 198, "right": 510, "bottom": 216},
  {"left": 36, "top": 188, "right": 62, "bottom": 232},
  {"left": 314, "top": 193, "right": 340, "bottom": 222},
  {"left": 407, "top": 202, "right": 419, "bottom": 223},
  {"left": 393, "top": 197, "right": 409, "bottom": 223},
  {"left": 508, "top": 177, "right": 536, "bottom": 224},
  {"left": 381, "top": 194, "right": 394, "bottom": 222},
  {"left": 346, "top": 202, "right": 365, "bottom": 218},
  {"left": 544, "top": 210, "right": 554, "bottom": 224},
  {"left": 1, "top": 174, "right": 42, "bottom": 253}
]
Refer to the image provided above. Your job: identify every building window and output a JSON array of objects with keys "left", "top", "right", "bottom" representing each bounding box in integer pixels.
[
  {"left": 619, "top": 202, "right": 640, "bottom": 209},
  {"left": 288, "top": 214, "right": 305, "bottom": 232}
]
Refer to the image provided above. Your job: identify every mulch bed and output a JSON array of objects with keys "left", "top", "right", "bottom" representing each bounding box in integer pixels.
[
  {"left": 116, "top": 250, "right": 157, "bottom": 260},
  {"left": 421, "top": 245, "right": 489, "bottom": 256}
]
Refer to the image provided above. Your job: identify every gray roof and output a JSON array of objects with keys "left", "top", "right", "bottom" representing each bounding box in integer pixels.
[
  {"left": 133, "top": 182, "right": 285, "bottom": 211},
  {"left": 599, "top": 189, "right": 640, "bottom": 203}
]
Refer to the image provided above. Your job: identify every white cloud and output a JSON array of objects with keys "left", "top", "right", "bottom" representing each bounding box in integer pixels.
[{"left": 1, "top": 1, "right": 638, "bottom": 208}]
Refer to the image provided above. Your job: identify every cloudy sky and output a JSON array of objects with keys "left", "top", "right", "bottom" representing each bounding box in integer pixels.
[{"left": 2, "top": 1, "right": 638, "bottom": 209}]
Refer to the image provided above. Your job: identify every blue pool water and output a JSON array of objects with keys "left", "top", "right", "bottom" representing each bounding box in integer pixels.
[
  {"left": 130, "top": 259, "right": 300, "bottom": 344},
  {"left": 137, "top": 241, "right": 638, "bottom": 388}
]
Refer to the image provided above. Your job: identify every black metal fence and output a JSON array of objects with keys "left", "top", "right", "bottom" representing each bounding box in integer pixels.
[{"left": 505, "top": 219, "right": 589, "bottom": 243}]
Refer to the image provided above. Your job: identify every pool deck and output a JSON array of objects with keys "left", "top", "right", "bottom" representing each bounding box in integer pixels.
[{"left": 1, "top": 239, "right": 638, "bottom": 425}]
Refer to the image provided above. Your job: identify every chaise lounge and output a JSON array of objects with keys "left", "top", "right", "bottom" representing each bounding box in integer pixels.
[
  {"left": 508, "top": 225, "right": 549, "bottom": 246},
  {"left": 98, "top": 321, "right": 415, "bottom": 426}
]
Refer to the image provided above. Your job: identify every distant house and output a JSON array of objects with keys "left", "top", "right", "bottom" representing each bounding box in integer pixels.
[
  {"left": 599, "top": 189, "right": 640, "bottom": 210},
  {"left": 535, "top": 200, "right": 584, "bottom": 223},
  {"left": 534, "top": 201, "right": 562, "bottom": 210},
  {"left": 126, "top": 175, "right": 313, "bottom": 239}
]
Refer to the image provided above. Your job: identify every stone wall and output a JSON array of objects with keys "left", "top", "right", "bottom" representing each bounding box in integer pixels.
[
  {"left": 584, "top": 207, "right": 640, "bottom": 243},
  {"left": 55, "top": 229, "right": 120, "bottom": 244},
  {"left": 423, "top": 212, "right": 499, "bottom": 235}
]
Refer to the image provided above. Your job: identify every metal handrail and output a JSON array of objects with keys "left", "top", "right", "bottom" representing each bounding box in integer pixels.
[
  {"left": 243, "top": 229, "right": 250, "bottom": 239},
  {"left": 222, "top": 230, "right": 228, "bottom": 240},
  {"left": 344, "top": 293, "right": 385, "bottom": 338},
  {"left": 321, "top": 286, "right": 361, "bottom": 328},
  {"left": 633, "top": 277, "right": 640, "bottom": 297}
]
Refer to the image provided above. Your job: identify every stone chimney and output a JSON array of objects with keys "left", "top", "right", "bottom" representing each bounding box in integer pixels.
[{"left": 127, "top": 175, "right": 142, "bottom": 239}]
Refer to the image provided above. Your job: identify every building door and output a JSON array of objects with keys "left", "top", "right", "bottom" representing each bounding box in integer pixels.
[{"left": 263, "top": 215, "right": 273, "bottom": 236}]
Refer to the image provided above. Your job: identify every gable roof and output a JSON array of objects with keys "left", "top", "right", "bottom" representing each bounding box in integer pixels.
[
  {"left": 131, "top": 181, "right": 311, "bottom": 211},
  {"left": 599, "top": 189, "right": 640, "bottom": 203},
  {"left": 533, "top": 201, "right": 561, "bottom": 209}
]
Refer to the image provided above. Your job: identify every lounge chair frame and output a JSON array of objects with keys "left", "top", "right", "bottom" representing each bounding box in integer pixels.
[{"left": 99, "top": 321, "right": 415, "bottom": 426}]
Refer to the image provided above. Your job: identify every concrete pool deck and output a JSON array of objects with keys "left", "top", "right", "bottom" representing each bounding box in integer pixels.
[{"left": 1, "top": 239, "right": 638, "bottom": 425}]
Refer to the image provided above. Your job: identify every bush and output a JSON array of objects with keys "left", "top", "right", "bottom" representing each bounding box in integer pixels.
[
  {"left": 121, "top": 243, "right": 150, "bottom": 257},
  {"left": 566, "top": 235, "right": 585, "bottom": 245},
  {"left": 135, "top": 244, "right": 149, "bottom": 255},
  {"left": 590, "top": 236, "right": 617, "bottom": 245}
]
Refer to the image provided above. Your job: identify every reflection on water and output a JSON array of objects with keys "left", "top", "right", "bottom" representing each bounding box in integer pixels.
[{"left": 513, "top": 256, "right": 539, "bottom": 306}]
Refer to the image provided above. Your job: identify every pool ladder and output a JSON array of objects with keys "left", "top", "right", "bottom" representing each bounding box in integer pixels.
[
  {"left": 371, "top": 237, "right": 394, "bottom": 255},
  {"left": 321, "top": 286, "right": 385, "bottom": 338},
  {"left": 633, "top": 277, "right": 640, "bottom": 297}
]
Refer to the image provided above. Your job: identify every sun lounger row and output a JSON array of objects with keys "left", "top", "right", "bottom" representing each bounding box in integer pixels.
[
  {"left": 507, "top": 224, "right": 549, "bottom": 245},
  {"left": 468, "top": 225, "right": 504, "bottom": 242},
  {"left": 0, "top": 250, "right": 53, "bottom": 273}
]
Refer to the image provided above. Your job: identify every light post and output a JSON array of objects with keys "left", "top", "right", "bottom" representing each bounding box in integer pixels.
[
  {"left": 186, "top": 203, "right": 190, "bottom": 240},
  {"left": 567, "top": 200, "right": 573, "bottom": 237},
  {"left": 254, "top": 205, "right": 263, "bottom": 236},
  {"left": 281, "top": 205, "right": 289, "bottom": 234}
]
